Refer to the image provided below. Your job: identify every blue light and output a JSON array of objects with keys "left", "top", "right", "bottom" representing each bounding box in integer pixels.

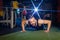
[
  {"left": 34, "top": 0, "right": 36, "bottom": 1},
  {"left": 31, "top": 0, "right": 43, "bottom": 17},
  {"left": 37, "top": 0, "right": 43, "bottom": 8},
  {"left": 31, "top": 0, "right": 36, "bottom": 8},
  {"left": 34, "top": 8, "right": 38, "bottom": 12},
  {"left": 31, "top": 0, "right": 43, "bottom": 16}
]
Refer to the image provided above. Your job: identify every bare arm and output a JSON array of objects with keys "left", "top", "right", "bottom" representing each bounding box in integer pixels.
[{"left": 38, "top": 19, "right": 51, "bottom": 32}]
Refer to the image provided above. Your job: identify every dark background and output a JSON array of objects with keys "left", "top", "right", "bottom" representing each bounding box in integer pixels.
[{"left": 2, "top": 0, "right": 60, "bottom": 26}]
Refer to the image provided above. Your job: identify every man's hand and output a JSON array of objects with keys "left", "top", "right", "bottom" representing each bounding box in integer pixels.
[{"left": 44, "top": 30, "right": 49, "bottom": 33}]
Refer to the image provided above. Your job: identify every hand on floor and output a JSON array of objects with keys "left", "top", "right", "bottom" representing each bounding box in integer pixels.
[
  {"left": 20, "top": 30, "right": 26, "bottom": 32},
  {"left": 44, "top": 30, "right": 49, "bottom": 33}
]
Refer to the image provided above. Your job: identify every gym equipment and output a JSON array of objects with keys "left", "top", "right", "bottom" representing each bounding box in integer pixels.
[{"left": 0, "top": 7, "right": 14, "bottom": 28}]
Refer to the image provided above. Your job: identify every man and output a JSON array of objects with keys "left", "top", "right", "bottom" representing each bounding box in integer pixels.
[
  {"left": 21, "top": 16, "right": 51, "bottom": 32},
  {"left": 21, "top": 16, "right": 37, "bottom": 32}
]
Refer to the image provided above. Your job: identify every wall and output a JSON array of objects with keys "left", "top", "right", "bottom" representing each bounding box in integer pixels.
[
  {"left": 0, "top": 0, "right": 3, "bottom": 16},
  {"left": 56, "top": 0, "right": 60, "bottom": 23}
]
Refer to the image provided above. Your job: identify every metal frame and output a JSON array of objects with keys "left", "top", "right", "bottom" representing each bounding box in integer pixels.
[{"left": 0, "top": 7, "right": 14, "bottom": 28}]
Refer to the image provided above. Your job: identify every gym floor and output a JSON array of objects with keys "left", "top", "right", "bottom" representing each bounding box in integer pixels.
[{"left": 0, "top": 24, "right": 60, "bottom": 40}]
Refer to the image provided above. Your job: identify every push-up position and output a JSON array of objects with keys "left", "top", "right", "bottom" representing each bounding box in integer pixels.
[{"left": 21, "top": 17, "right": 51, "bottom": 32}]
